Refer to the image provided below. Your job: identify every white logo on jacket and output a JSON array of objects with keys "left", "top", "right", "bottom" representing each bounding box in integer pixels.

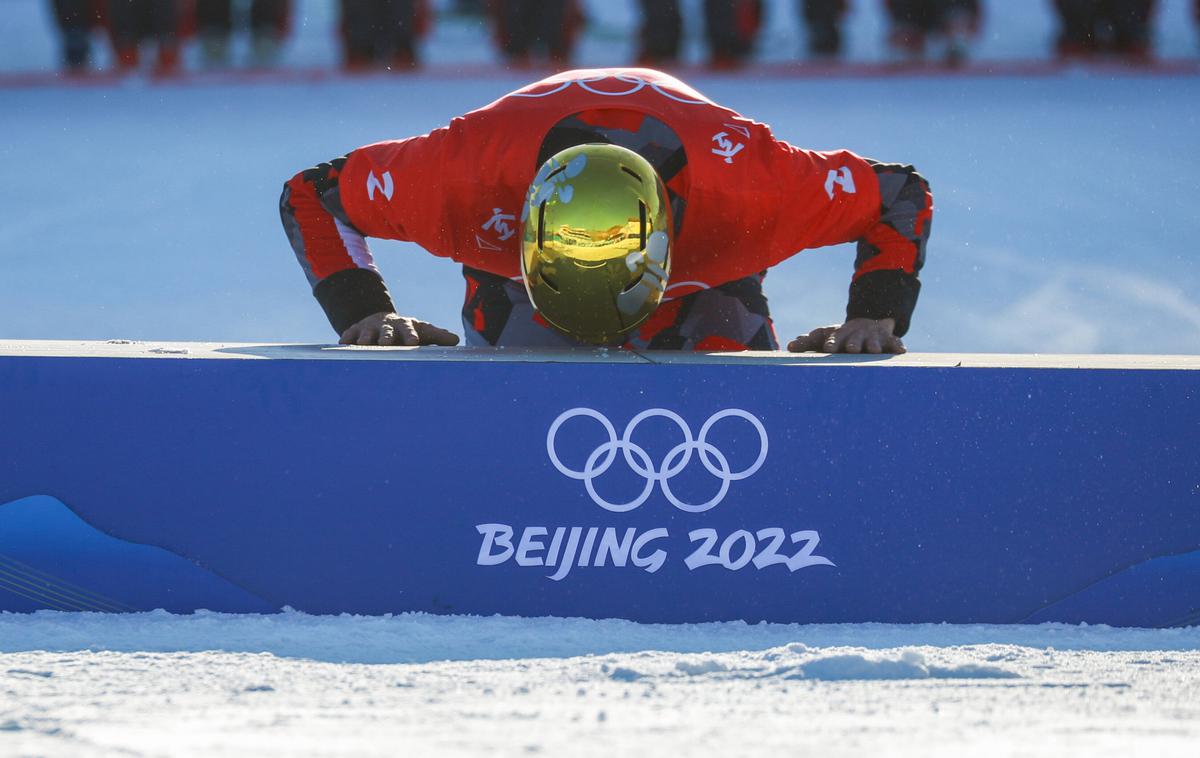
[
  {"left": 366, "top": 170, "right": 394, "bottom": 202},
  {"left": 711, "top": 132, "right": 745, "bottom": 164},
  {"left": 825, "top": 167, "right": 856, "bottom": 199},
  {"left": 547, "top": 408, "right": 769, "bottom": 513},
  {"left": 711, "top": 123, "right": 750, "bottom": 164},
  {"left": 481, "top": 208, "right": 517, "bottom": 242}
]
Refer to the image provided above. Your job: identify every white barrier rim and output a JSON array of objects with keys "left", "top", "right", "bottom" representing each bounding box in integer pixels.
[{"left": 1, "top": 340, "right": 1198, "bottom": 370}]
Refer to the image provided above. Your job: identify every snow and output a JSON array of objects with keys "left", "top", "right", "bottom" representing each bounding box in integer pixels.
[
  {"left": 2, "top": 611, "right": 1200, "bottom": 756},
  {"left": 1, "top": 2, "right": 1199, "bottom": 755}
]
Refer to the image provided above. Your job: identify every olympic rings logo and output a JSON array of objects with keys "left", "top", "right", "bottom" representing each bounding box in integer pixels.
[
  {"left": 546, "top": 408, "right": 769, "bottom": 513},
  {"left": 512, "top": 73, "right": 710, "bottom": 105}
]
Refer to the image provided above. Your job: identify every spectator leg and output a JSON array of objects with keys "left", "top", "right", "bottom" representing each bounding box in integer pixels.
[
  {"left": 638, "top": 0, "right": 682, "bottom": 65},
  {"left": 1054, "top": 0, "right": 1099, "bottom": 56},
  {"left": 340, "top": 0, "right": 377, "bottom": 68},
  {"left": 704, "top": 0, "right": 758, "bottom": 67},
  {"left": 704, "top": 0, "right": 732, "bottom": 66},
  {"left": 801, "top": 0, "right": 844, "bottom": 58},
  {"left": 500, "top": 0, "right": 533, "bottom": 63},
  {"left": 249, "top": 0, "right": 290, "bottom": 66},
  {"left": 940, "top": 0, "right": 981, "bottom": 65},
  {"left": 942, "top": 0, "right": 981, "bottom": 31},
  {"left": 380, "top": 0, "right": 418, "bottom": 68},
  {"left": 733, "top": 0, "right": 762, "bottom": 60},
  {"left": 1098, "top": 0, "right": 1154, "bottom": 57},
  {"left": 142, "top": 0, "right": 181, "bottom": 73},
  {"left": 250, "top": 0, "right": 291, "bottom": 32},
  {"left": 53, "top": 0, "right": 94, "bottom": 70},
  {"left": 105, "top": 0, "right": 140, "bottom": 68},
  {"left": 195, "top": 0, "right": 233, "bottom": 67},
  {"left": 539, "top": 0, "right": 571, "bottom": 64},
  {"left": 885, "top": 0, "right": 929, "bottom": 59}
]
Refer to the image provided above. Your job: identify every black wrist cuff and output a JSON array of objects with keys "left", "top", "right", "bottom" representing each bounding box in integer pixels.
[
  {"left": 313, "top": 268, "right": 396, "bottom": 335},
  {"left": 846, "top": 270, "right": 921, "bottom": 337}
]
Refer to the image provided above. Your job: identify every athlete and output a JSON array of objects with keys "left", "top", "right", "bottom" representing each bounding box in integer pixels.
[{"left": 280, "top": 68, "right": 932, "bottom": 353}]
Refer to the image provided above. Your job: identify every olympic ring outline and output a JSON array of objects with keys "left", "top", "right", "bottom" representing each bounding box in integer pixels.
[
  {"left": 512, "top": 74, "right": 709, "bottom": 105},
  {"left": 546, "top": 407, "right": 769, "bottom": 513},
  {"left": 662, "top": 281, "right": 712, "bottom": 301}
]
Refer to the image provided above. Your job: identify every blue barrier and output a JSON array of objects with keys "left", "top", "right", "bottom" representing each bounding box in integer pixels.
[{"left": 1, "top": 341, "right": 1198, "bottom": 626}]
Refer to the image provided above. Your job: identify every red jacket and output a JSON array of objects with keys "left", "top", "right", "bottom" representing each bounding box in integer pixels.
[{"left": 282, "top": 68, "right": 931, "bottom": 336}]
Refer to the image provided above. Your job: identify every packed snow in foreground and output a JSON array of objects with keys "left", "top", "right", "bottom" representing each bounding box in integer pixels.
[{"left": 1, "top": 611, "right": 1198, "bottom": 756}]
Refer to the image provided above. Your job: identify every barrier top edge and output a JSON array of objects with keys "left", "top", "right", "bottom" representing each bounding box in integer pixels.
[{"left": 1, "top": 340, "right": 1198, "bottom": 370}]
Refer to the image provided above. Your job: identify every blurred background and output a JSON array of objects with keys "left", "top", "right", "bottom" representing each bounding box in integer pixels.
[
  {"left": 7, "top": 0, "right": 1198, "bottom": 75},
  {"left": 2, "top": 1, "right": 1199, "bottom": 353}
]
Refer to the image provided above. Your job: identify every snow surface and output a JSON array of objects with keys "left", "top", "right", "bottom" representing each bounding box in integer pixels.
[{"left": 2, "top": 611, "right": 1200, "bottom": 757}]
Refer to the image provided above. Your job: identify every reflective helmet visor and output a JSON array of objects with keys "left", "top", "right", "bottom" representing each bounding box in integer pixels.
[{"left": 520, "top": 144, "right": 672, "bottom": 345}]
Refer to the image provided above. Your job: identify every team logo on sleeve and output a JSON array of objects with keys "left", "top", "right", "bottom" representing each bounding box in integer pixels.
[
  {"left": 366, "top": 170, "right": 394, "bottom": 202},
  {"left": 825, "top": 167, "right": 856, "bottom": 199},
  {"left": 711, "top": 124, "right": 749, "bottom": 164},
  {"left": 477, "top": 208, "right": 517, "bottom": 251}
]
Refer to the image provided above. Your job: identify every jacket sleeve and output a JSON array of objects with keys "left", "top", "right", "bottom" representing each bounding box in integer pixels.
[
  {"left": 846, "top": 161, "right": 932, "bottom": 337},
  {"left": 764, "top": 145, "right": 931, "bottom": 337},
  {"left": 279, "top": 156, "right": 397, "bottom": 336}
]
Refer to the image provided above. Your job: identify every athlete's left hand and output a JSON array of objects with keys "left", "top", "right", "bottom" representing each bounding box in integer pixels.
[{"left": 787, "top": 318, "right": 905, "bottom": 354}]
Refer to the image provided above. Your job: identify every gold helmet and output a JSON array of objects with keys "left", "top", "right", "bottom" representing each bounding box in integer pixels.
[{"left": 520, "top": 144, "right": 672, "bottom": 345}]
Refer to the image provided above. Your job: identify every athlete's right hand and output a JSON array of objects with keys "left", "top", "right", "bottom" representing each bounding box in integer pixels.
[{"left": 339, "top": 312, "right": 461, "bottom": 347}]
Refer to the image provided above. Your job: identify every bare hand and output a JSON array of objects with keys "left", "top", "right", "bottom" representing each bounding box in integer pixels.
[
  {"left": 339, "top": 312, "right": 460, "bottom": 347},
  {"left": 787, "top": 318, "right": 906, "bottom": 354}
]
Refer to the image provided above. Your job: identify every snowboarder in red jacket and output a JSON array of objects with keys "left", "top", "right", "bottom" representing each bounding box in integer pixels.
[{"left": 280, "top": 68, "right": 932, "bottom": 353}]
